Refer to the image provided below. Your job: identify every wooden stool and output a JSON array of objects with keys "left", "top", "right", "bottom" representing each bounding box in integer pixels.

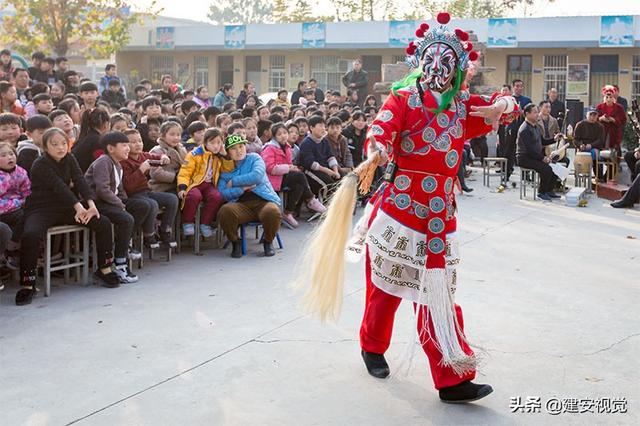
[
  {"left": 519, "top": 168, "right": 539, "bottom": 200},
  {"left": 44, "top": 225, "right": 90, "bottom": 297},
  {"left": 482, "top": 157, "right": 507, "bottom": 187}
]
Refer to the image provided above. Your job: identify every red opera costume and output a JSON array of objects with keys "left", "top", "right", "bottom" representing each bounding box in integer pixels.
[
  {"left": 596, "top": 85, "right": 627, "bottom": 150},
  {"left": 349, "top": 13, "right": 519, "bottom": 396},
  {"left": 300, "top": 12, "right": 519, "bottom": 403}
]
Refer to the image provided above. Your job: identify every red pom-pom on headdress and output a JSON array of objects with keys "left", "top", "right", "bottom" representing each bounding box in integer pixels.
[
  {"left": 464, "top": 42, "right": 473, "bottom": 52},
  {"left": 436, "top": 12, "right": 451, "bottom": 24},
  {"left": 468, "top": 51, "right": 479, "bottom": 62},
  {"left": 416, "top": 28, "right": 425, "bottom": 38},
  {"left": 420, "top": 22, "right": 429, "bottom": 31},
  {"left": 601, "top": 84, "right": 616, "bottom": 96},
  {"left": 406, "top": 42, "right": 417, "bottom": 55},
  {"left": 455, "top": 29, "right": 469, "bottom": 41}
]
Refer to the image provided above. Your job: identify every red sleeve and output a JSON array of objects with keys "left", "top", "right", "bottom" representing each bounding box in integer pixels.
[
  {"left": 613, "top": 104, "right": 627, "bottom": 126},
  {"left": 92, "top": 148, "right": 104, "bottom": 160},
  {"left": 364, "top": 92, "right": 405, "bottom": 157},
  {"left": 464, "top": 93, "right": 520, "bottom": 141},
  {"left": 121, "top": 159, "right": 147, "bottom": 195}
]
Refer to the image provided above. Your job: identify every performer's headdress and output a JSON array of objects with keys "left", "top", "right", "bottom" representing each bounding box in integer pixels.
[
  {"left": 404, "top": 12, "right": 479, "bottom": 71},
  {"left": 601, "top": 84, "right": 618, "bottom": 96}
]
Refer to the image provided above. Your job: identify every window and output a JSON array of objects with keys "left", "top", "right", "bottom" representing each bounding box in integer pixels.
[
  {"left": 542, "top": 55, "right": 567, "bottom": 101},
  {"left": 310, "top": 56, "right": 350, "bottom": 93},
  {"left": 218, "top": 56, "right": 233, "bottom": 88},
  {"left": 589, "top": 55, "right": 618, "bottom": 106},
  {"left": 150, "top": 56, "right": 173, "bottom": 85},
  {"left": 268, "top": 55, "right": 285, "bottom": 92},
  {"left": 194, "top": 56, "right": 209, "bottom": 89},
  {"left": 632, "top": 55, "right": 640, "bottom": 100},
  {"left": 506, "top": 55, "right": 532, "bottom": 97}
]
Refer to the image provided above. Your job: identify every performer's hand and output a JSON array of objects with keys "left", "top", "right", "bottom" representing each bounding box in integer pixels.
[{"left": 470, "top": 99, "right": 507, "bottom": 131}]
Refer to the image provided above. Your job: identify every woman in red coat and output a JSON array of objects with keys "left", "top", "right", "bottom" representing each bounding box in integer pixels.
[{"left": 596, "top": 85, "right": 627, "bottom": 154}]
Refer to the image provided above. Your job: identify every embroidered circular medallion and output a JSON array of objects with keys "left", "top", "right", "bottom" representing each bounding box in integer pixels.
[
  {"left": 408, "top": 93, "right": 422, "bottom": 108},
  {"left": 422, "top": 127, "right": 436, "bottom": 143},
  {"left": 437, "top": 113, "right": 449, "bottom": 128},
  {"left": 428, "top": 218, "right": 445, "bottom": 234},
  {"left": 450, "top": 120, "right": 463, "bottom": 138},
  {"left": 421, "top": 176, "right": 437, "bottom": 193},
  {"left": 444, "top": 177, "right": 453, "bottom": 194},
  {"left": 401, "top": 137, "right": 414, "bottom": 153},
  {"left": 432, "top": 133, "right": 452, "bottom": 151},
  {"left": 377, "top": 110, "right": 393, "bottom": 122},
  {"left": 445, "top": 150, "right": 459, "bottom": 168},
  {"left": 428, "top": 237, "right": 445, "bottom": 254},
  {"left": 414, "top": 202, "right": 429, "bottom": 219},
  {"left": 394, "top": 175, "right": 411, "bottom": 191},
  {"left": 457, "top": 103, "right": 467, "bottom": 119},
  {"left": 395, "top": 193, "right": 411, "bottom": 210},
  {"left": 429, "top": 196, "right": 445, "bottom": 213},
  {"left": 369, "top": 124, "right": 384, "bottom": 136}
]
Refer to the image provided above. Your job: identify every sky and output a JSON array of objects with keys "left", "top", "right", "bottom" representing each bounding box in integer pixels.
[{"left": 130, "top": 0, "right": 640, "bottom": 23}]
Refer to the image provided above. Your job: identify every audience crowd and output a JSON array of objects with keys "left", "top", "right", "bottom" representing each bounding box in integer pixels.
[{"left": 0, "top": 50, "right": 636, "bottom": 305}]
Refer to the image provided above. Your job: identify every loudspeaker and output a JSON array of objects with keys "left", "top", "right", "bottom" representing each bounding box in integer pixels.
[{"left": 565, "top": 99, "right": 584, "bottom": 129}]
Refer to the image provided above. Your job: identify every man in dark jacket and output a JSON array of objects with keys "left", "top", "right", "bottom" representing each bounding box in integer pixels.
[
  {"left": 505, "top": 79, "right": 532, "bottom": 181},
  {"left": 516, "top": 103, "right": 558, "bottom": 201},
  {"left": 342, "top": 59, "right": 368, "bottom": 108}
]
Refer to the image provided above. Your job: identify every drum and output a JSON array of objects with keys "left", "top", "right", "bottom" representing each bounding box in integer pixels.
[{"left": 574, "top": 152, "right": 593, "bottom": 174}]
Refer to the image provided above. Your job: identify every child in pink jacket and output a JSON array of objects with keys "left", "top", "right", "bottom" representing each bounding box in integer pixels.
[
  {"left": 260, "top": 123, "right": 325, "bottom": 228},
  {"left": 0, "top": 142, "right": 30, "bottom": 270}
]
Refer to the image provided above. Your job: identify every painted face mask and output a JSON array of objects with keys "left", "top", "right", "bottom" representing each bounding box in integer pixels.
[{"left": 421, "top": 43, "right": 457, "bottom": 93}]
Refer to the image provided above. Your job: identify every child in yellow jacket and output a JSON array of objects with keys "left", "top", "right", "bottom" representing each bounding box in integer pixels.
[{"left": 177, "top": 128, "right": 235, "bottom": 237}]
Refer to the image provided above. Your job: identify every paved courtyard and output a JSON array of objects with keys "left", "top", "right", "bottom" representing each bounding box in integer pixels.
[{"left": 1, "top": 172, "right": 638, "bottom": 425}]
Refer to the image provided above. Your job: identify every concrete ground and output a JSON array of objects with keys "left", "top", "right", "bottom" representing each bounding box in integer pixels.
[{"left": 1, "top": 169, "right": 638, "bottom": 426}]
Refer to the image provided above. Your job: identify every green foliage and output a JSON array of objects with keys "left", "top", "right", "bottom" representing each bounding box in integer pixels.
[
  {"left": 0, "top": 0, "right": 159, "bottom": 58},
  {"left": 207, "top": 0, "right": 273, "bottom": 24}
]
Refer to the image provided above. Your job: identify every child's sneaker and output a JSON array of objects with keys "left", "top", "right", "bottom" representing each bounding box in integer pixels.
[
  {"left": 94, "top": 270, "right": 121, "bottom": 288},
  {"left": 282, "top": 213, "right": 299, "bottom": 228},
  {"left": 128, "top": 248, "right": 142, "bottom": 260},
  {"left": 182, "top": 223, "right": 195, "bottom": 236},
  {"left": 200, "top": 224, "right": 213, "bottom": 238},
  {"left": 144, "top": 234, "right": 160, "bottom": 249},
  {"left": 160, "top": 231, "right": 178, "bottom": 248},
  {"left": 114, "top": 264, "right": 139, "bottom": 283},
  {"left": 307, "top": 197, "right": 327, "bottom": 214}
]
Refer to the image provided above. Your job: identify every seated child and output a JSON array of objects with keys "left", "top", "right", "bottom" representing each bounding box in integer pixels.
[
  {"left": 0, "top": 142, "right": 30, "bottom": 271},
  {"left": 217, "top": 135, "right": 282, "bottom": 258},
  {"left": 121, "top": 129, "right": 178, "bottom": 248},
  {"left": 177, "top": 128, "right": 233, "bottom": 237},
  {"left": 215, "top": 113, "right": 231, "bottom": 135},
  {"left": 0, "top": 112, "right": 22, "bottom": 147},
  {"left": 149, "top": 121, "right": 187, "bottom": 193},
  {"left": 138, "top": 96, "right": 164, "bottom": 151},
  {"left": 299, "top": 115, "right": 341, "bottom": 196},
  {"left": 33, "top": 93, "right": 54, "bottom": 117},
  {"left": 49, "top": 109, "right": 77, "bottom": 148},
  {"left": 261, "top": 123, "right": 325, "bottom": 228},
  {"left": 326, "top": 116, "right": 354, "bottom": 175},
  {"left": 17, "top": 115, "right": 52, "bottom": 175},
  {"left": 17, "top": 128, "right": 119, "bottom": 306},
  {"left": 286, "top": 122, "right": 301, "bottom": 164},
  {"left": 85, "top": 131, "right": 156, "bottom": 284},
  {"left": 242, "top": 117, "right": 262, "bottom": 154},
  {"left": 109, "top": 113, "right": 129, "bottom": 132},
  {"left": 184, "top": 121, "right": 206, "bottom": 152},
  {"left": 71, "top": 106, "right": 110, "bottom": 172}
]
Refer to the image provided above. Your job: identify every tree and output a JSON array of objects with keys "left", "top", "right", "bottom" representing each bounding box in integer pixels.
[
  {"left": 0, "top": 0, "right": 159, "bottom": 58},
  {"left": 208, "top": 0, "right": 273, "bottom": 25},
  {"left": 272, "top": 0, "right": 289, "bottom": 23},
  {"left": 289, "top": 0, "right": 323, "bottom": 23}
]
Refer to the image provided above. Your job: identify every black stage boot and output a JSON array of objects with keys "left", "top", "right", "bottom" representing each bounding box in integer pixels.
[
  {"left": 361, "top": 350, "right": 390, "bottom": 379},
  {"left": 439, "top": 380, "right": 493, "bottom": 403}
]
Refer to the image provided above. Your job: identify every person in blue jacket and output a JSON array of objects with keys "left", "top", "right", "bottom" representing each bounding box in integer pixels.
[{"left": 217, "top": 134, "right": 282, "bottom": 258}]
